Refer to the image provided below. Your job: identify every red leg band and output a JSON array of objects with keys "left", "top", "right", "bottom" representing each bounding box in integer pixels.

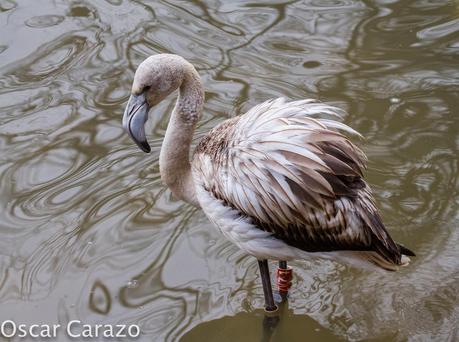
[{"left": 276, "top": 266, "right": 293, "bottom": 294}]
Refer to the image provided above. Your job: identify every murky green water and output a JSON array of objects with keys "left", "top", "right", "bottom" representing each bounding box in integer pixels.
[{"left": 0, "top": 0, "right": 458, "bottom": 341}]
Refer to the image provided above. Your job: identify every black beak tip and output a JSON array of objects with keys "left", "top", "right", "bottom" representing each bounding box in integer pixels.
[{"left": 140, "top": 142, "right": 151, "bottom": 153}]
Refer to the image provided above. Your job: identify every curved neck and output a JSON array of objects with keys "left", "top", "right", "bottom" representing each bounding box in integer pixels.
[{"left": 159, "top": 67, "right": 204, "bottom": 207}]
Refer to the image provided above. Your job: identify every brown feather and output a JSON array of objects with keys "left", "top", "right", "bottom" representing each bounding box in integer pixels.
[{"left": 193, "top": 98, "right": 412, "bottom": 268}]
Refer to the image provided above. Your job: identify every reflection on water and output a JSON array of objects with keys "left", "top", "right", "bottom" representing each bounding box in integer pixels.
[
  {"left": 0, "top": 0, "right": 458, "bottom": 341},
  {"left": 182, "top": 304, "right": 345, "bottom": 342}
]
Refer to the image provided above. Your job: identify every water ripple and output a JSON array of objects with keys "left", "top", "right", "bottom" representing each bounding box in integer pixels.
[{"left": 0, "top": 0, "right": 458, "bottom": 341}]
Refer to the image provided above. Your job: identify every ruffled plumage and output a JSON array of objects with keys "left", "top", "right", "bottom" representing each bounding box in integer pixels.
[{"left": 193, "top": 98, "right": 414, "bottom": 270}]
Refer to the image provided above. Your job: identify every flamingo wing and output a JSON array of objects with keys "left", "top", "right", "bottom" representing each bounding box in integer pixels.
[{"left": 194, "top": 98, "right": 410, "bottom": 267}]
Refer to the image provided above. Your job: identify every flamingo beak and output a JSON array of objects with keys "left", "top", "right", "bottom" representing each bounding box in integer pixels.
[{"left": 122, "top": 92, "right": 151, "bottom": 153}]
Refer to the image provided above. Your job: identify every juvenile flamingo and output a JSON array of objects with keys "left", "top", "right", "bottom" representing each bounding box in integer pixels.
[{"left": 122, "top": 54, "right": 415, "bottom": 312}]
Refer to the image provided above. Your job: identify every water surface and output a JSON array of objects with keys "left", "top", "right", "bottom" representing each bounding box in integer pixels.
[{"left": 0, "top": 0, "right": 458, "bottom": 341}]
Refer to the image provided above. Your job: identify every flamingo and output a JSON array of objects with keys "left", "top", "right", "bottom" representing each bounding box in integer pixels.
[{"left": 122, "top": 54, "right": 415, "bottom": 312}]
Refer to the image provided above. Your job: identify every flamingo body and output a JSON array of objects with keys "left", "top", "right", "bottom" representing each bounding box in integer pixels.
[{"left": 191, "top": 98, "right": 413, "bottom": 270}]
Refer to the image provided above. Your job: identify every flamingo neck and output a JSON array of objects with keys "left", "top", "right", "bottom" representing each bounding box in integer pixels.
[{"left": 159, "top": 67, "right": 203, "bottom": 207}]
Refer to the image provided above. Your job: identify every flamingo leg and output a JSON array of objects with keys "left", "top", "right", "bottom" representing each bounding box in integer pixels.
[{"left": 257, "top": 259, "right": 277, "bottom": 312}]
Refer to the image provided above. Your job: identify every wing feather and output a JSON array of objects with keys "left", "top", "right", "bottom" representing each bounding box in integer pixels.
[{"left": 193, "top": 98, "right": 404, "bottom": 265}]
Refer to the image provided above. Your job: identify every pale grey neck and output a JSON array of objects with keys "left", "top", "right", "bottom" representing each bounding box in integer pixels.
[{"left": 159, "top": 67, "right": 203, "bottom": 207}]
